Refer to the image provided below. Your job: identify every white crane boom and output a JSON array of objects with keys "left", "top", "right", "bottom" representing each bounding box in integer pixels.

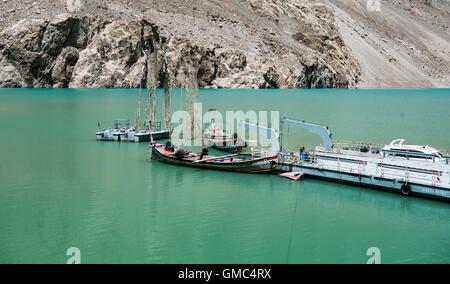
[
  {"left": 240, "top": 121, "right": 281, "bottom": 154},
  {"left": 281, "top": 117, "right": 333, "bottom": 149}
]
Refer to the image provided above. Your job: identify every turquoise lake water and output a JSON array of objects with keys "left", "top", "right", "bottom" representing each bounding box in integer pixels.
[{"left": 0, "top": 88, "right": 449, "bottom": 263}]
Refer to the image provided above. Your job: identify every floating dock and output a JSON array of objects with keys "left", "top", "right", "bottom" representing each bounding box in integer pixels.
[
  {"left": 277, "top": 117, "right": 450, "bottom": 202},
  {"left": 278, "top": 146, "right": 450, "bottom": 202}
]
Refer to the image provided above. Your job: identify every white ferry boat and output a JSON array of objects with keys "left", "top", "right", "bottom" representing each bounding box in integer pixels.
[
  {"left": 382, "top": 139, "right": 446, "bottom": 163},
  {"left": 277, "top": 117, "right": 450, "bottom": 202}
]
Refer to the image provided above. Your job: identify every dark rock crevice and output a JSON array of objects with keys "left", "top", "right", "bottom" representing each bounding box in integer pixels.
[
  {"left": 261, "top": 66, "right": 280, "bottom": 89},
  {"left": 298, "top": 63, "right": 337, "bottom": 88}
]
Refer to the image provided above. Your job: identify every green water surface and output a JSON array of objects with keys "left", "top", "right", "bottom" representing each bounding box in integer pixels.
[{"left": 0, "top": 88, "right": 449, "bottom": 264}]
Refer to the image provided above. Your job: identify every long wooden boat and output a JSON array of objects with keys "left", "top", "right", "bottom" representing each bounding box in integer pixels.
[{"left": 151, "top": 144, "right": 278, "bottom": 173}]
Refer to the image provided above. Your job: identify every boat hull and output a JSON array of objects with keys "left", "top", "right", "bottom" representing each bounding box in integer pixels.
[
  {"left": 131, "top": 130, "right": 171, "bottom": 142},
  {"left": 211, "top": 145, "right": 243, "bottom": 153},
  {"left": 96, "top": 129, "right": 171, "bottom": 142},
  {"left": 152, "top": 146, "right": 277, "bottom": 173},
  {"left": 277, "top": 148, "right": 450, "bottom": 202}
]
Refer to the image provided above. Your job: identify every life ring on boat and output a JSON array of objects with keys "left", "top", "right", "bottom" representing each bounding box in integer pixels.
[{"left": 400, "top": 184, "right": 412, "bottom": 196}]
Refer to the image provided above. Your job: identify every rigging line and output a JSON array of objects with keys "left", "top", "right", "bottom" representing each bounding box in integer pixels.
[{"left": 286, "top": 187, "right": 300, "bottom": 264}]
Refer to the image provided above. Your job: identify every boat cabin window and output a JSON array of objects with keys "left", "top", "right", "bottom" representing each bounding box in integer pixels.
[{"left": 392, "top": 154, "right": 432, "bottom": 160}]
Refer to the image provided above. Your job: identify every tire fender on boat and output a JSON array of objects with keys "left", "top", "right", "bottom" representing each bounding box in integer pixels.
[{"left": 401, "top": 184, "right": 412, "bottom": 195}]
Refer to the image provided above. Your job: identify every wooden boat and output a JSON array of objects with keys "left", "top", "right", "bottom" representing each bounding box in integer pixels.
[
  {"left": 151, "top": 144, "right": 278, "bottom": 173},
  {"left": 203, "top": 122, "right": 247, "bottom": 153}
]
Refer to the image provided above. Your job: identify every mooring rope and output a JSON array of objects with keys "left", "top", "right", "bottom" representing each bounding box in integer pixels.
[{"left": 286, "top": 187, "right": 300, "bottom": 263}]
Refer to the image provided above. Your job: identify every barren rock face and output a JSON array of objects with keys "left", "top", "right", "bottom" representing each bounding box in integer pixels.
[
  {"left": 0, "top": 54, "right": 27, "bottom": 87},
  {"left": 0, "top": 0, "right": 361, "bottom": 88},
  {"left": 69, "top": 20, "right": 145, "bottom": 88},
  {"left": 327, "top": 0, "right": 450, "bottom": 88},
  {"left": 52, "top": 47, "right": 79, "bottom": 88},
  {"left": 0, "top": 15, "right": 99, "bottom": 87}
]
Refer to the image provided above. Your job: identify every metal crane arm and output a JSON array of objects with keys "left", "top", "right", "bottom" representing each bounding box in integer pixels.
[
  {"left": 281, "top": 117, "right": 333, "bottom": 149},
  {"left": 240, "top": 121, "right": 281, "bottom": 153}
]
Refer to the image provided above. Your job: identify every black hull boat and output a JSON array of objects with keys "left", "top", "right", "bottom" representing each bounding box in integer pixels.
[
  {"left": 96, "top": 129, "right": 171, "bottom": 142},
  {"left": 151, "top": 144, "right": 277, "bottom": 173}
]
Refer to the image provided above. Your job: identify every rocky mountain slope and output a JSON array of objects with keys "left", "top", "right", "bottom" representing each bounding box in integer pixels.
[
  {"left": 0, "top": 0, "right": 448, "bottom": 89},
  {"left": 0, "top": 0, "right": 360, "bottom": 88},
  {"left": 327, "top": 0, "right": 450, "bottom": 88}
]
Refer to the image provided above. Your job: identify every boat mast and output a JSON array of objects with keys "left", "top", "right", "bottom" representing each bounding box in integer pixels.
[
  {"left": 163, "top": 59, "right": 171, "bottom": 129},
  {"left": 135, "top": 81, "right": 142, "bottom": 130},
  {"left": 184, "top": 68, "right": 200, "bottom": 139},
  {"left": 146, "top": 52, "right": 157, "bottom": 131}
]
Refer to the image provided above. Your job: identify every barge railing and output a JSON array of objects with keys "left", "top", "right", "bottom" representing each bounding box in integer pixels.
[{"left": 278, "top": 152, "right": 450, "bottom": 188}]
